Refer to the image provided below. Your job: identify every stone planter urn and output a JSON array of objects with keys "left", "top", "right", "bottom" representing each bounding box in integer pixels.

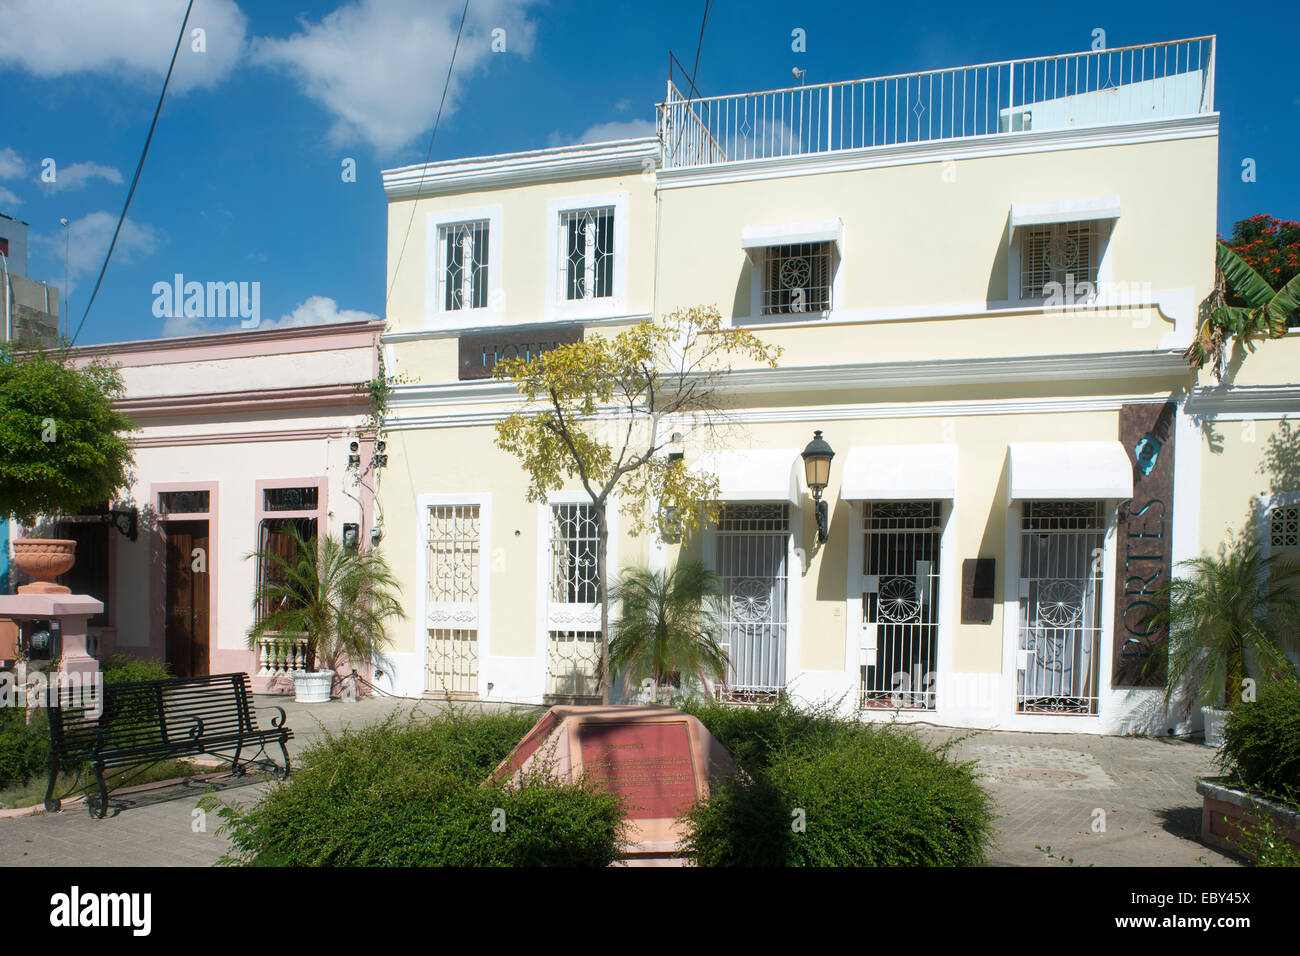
[
  {"left": 10, "top": 538, "right": 76, "bottom": 594},
  {"left": 291, "top": 670, "right": 335, "bottom": 704}
]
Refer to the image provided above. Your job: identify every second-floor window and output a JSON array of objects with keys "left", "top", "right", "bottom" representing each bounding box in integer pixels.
[
  {"left": 761, "top": 242, "right": 833, "bottom": 316},
  {"left": 560, "top": 207, "right": 614, "bottom": 301},
  {"left": 440, "top": 220, "right": 490, "bottom": 311},
  {"left": 1019, "top": 221, "right": 1102, "bottom": 300}
]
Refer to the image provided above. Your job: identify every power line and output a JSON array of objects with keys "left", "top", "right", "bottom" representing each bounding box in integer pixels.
[
  {"left": 671, "top": 0, "right": 713, "bottom": 157},
  {"left": 385, "top": 0, "right": 472, "bottom": 310},
  {"left": 67, "top": 0, "right": 194, "bottom": 350}
]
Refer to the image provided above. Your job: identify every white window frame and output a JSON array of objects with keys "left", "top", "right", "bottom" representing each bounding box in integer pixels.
[
  {"left": 425, "top": 205, "right": 503, "bottom": 330},
  {"left": 416, "top": 493, "right": 492, "bottom": 698},
  {"left": 545, "top": 192, "right": 628, "bottom": 321},
  {"left": 1009, "top": 219, "right": 1114, "bottom": 307}
]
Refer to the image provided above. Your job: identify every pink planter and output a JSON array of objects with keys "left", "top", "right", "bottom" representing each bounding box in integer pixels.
[
  {"left": 1197, "top": 777, "right": 1300, "bottom": 859},
  {"left": 11, "top": 538, "right": 76, "bottom": 594}
]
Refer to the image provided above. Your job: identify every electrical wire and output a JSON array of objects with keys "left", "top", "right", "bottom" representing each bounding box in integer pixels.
[
  {"left": 384, "top": 0, "right": 472, "bottom": 310},
  {"left": 66, "top": 0, "right": 194, "bottom": 350}
]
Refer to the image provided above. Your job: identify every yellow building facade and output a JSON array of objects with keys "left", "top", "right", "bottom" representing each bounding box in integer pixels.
[{"left": 375, "top": 37, "right": 1299, "bottom": 733}]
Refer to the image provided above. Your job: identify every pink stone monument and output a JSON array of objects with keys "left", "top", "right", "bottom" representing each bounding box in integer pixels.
[{"left": 491, "top": 704, "right": 735, "bottom": 863}]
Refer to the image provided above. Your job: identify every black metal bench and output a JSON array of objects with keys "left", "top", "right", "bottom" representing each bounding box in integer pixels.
[{"left": 45, "top": 672, "right": 293, "bottom": 818}]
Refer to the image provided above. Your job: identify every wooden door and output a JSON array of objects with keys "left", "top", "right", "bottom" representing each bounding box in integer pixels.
[{"left": 165, "top": 521, "right": 210, "bottom": 678}]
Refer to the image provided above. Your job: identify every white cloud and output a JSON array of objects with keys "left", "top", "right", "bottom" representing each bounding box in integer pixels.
[
  {"left": 39, "top": 161, "right": 123, "bottom": 194},
  {"left": 161, "top": 294, "right": 379, "bottom": 337},
  {"left": 548, "top": 119, "right": 656, "bottom": 147},
  {"left": 0, "top": 186, "right": 21, "bottom": 208},
  {"left": 253, "top": 0, "right": 540, "bottom": 153},
  {"left": 30, "top": 210, "right": 163, "bottom": 297},
  {"left": 0, "top": 0, "right": 248, "bottom": 93},
  {"left": 0, "top": 147, "right": 24, "bottom": 180}
]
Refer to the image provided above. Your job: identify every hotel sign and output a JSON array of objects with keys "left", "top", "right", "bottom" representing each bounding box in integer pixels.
[
  {"left": 1112, "top": 401, "right": 1176, "bottom": 686},
  {"left": 458, "top": 324, "right": 584, "bottom": 380}
]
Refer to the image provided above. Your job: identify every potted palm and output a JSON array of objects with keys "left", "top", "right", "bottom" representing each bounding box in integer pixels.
[
  {"left": 606, "top": 561, "right": 729, "bottom": 703},
  {"left": 1143, "top": 545, "right": 1300, "bottom": 747},
  {"left": 248, "top": 528, "right": 404, "bottom": 703}
]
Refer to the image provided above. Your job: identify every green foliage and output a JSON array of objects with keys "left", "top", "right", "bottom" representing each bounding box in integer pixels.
[
  {"left": 100, "top": 654, "right": 170, "bottom": 686},
  {"left": 247, "top": 529, "right": 405, "bottom": 679},
  {"left": 1219, "top": 682, "right": 1300, "bottom": 803},
  {"left": 1141, "top": 546, "right": 1300, "bottom": 709},
  {"left": 1228, "top": 817, "right": 1300, "bottom": 867},
  {"left": 608, "top": 562, "right": 728, "bottom": 697},
  {"left": 0, "top": 706, "right": 49, "bottom": 790},
  {"left": 0, "top": 343, "right": 138, "bottom": 523},
  {"left": 493, "top": 305, "right": 781, "bottom": 538},
  {"left": 679, "top": 698, "right": 993, "bottom": 866},
  {"left": 1224, "top": 214, "right": 1300, "bottom": 304},
  {"left": 1187, "top": 240, "right": 1299, "bottom": 377},
  {"left": 209, "top": 709, "right": 627, "bottom": 866}
]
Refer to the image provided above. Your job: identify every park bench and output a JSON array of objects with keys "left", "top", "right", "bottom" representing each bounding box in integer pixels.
[{"left": 45, "top": 671, "right": 293, "bottom": 818}]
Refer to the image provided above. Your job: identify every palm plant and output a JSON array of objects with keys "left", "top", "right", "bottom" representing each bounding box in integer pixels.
[
  {"left": 1143, "top": 545, "right": 1300, "bottom": 711},
  {"left": 1187, "top": 241, "right": 1300, "bottom": 381},
  {"left": 607, "top": 561, "right": 729, "bottom": 701},
  {"left": 247, "top": 528, "right": 404, "bottom": 691}
]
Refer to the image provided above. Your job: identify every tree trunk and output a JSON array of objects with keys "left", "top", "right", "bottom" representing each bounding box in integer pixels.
[{"left": 596, "top": 503, "right": 610, "bottom": 705}]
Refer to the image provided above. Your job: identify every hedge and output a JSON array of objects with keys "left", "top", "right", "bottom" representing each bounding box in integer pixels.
[
  {"left": 679, "top": 697, "right": 994, "bottom": 866},
  {"left": 211, "top": 709, "right": 627, "bottom": 867},
  {"left": 1219, "top": 681, "right": 1300, "bottom": 803}
]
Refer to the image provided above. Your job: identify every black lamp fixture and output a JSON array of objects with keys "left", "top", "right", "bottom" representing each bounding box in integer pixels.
[
  {"left": 801, "top": 429, "right": 835, "bottom": 543},
  {"left": 347, "top": 440, "right": 361, "bottom": 470},
  {"left": 107, "top": 503, "right": 138, "bottom": 541}
]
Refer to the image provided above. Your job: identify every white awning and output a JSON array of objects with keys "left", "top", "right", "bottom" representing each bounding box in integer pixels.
[
  {"left": 1009, "top": 194, "right": 1121, "bottom": 243},
  {"left": 840, "top": 444, "right": 958, "bottom": 500},
  {"left": 741, "top": 218, "right": 844, "bottom": 256},
  {"left": 692, "top": 449, "right": 802, "bottom": 505},
  {"left": 1007, "top": 442, "right": 1133, "bottom": 501}
]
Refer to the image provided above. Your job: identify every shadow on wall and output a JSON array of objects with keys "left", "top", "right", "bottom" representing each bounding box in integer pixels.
[{"left": 1204, "top": 418, "right": 1300, "bottom": 555}]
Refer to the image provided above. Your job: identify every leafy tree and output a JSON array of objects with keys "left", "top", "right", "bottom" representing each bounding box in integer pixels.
[
  {"left": 608, "top": 561, "right": 729, "bottom": 701},
  {"left": 247, "top": 528, "right": 405, "bottom": 692},
  {"left": 0, "top": 343, "right": 137, "bottom": 525},
  {"left": 1188, "top": 240, "right": 1300, "bottom": 380},
  {"left": 1141, "top": 546, "right": 1300, "bottom": 710},
  {"left": 493, "top": 305, "right": 780, "bottom": 703},
  {"left": 1224, "top": 214, "right": 1300, "bottom": 302}
]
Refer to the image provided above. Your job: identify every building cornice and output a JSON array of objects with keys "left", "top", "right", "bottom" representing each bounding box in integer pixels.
[
  {"left": 118, "top": 383, "right": 370, "bottom": 421},
  {"left": 1185, "top": 384, "right": 1300, "bottom": 419},
  {"left": 657, "top": 114, "right": 1219, "bottom": 190},
  {"left": 381, "top": 313, "right": 650, "bottom": 344},
  {"left": 72, "top": 320, "right": 386, "bottom": 367},
  {"left": 386, "top": 349, "right": 1191, "bottom": 424},
  {"left": 382, "top": 138, "right": 661, "bottom": 200},
  {"left": 129, "top": 425, "right": 361, "bottom": 448}
]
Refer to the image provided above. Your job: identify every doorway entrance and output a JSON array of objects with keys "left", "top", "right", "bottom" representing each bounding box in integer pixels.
[{"left": 164, "top": 520, "right": 210, "bottom": 678}]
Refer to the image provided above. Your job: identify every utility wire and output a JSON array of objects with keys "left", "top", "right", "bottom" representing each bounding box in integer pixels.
[
  {"left": 67, "top": 0, "right": 194, "bottom": 350},
  {"left": 384, "top": 0, "right": 472, "bottom": 309},
  {"left": 671, "top": 0, "right": 713, "bottom": 157}
]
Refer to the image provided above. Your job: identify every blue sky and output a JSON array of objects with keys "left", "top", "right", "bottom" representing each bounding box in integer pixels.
[{"left": 0, "top": 0, "right": 1295, "bottom": 346}]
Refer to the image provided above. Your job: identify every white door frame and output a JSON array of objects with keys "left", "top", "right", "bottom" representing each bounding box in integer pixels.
[{"left": 416, "top": 493, "right": 491, "bottom": 697}]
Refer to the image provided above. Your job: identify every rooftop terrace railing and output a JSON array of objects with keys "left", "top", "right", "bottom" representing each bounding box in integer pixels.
[{"left": 657, "top": 36, "right": 1215, "bottom": 170}]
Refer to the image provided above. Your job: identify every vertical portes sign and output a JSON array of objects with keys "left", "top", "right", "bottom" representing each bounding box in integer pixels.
[{"left": 1113, "top": 401, "right": 1176, "bottom": 686}]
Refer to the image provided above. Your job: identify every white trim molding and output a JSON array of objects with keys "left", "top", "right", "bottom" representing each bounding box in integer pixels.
[
  {"left": 1185, "top": 384, "right": 1300, "bottom": 421},
  {"left": 741, "top": 218, "right": 844, "bottom": 257},
  {"left": 1009, "top": 194, "right": 1122, "bottom": 234},
  {"left": 384, "top": 138, "right": 660, "bottom": 199}
]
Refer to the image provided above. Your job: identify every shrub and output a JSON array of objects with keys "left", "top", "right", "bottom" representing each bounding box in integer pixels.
[
  {"left": 210, "top": 709, "right": 627, "bottom": 867},
  {"left": 680, "top": 701, "right": 994, "bottom": 867},
  {"left": 0, "top": 706, "right": 49, "bottom": 789},
  {"left": 100, "top": 654, "right": 170, "bottom": 685},
  {"left": 1219, "top": 682, "right": 1300, "bottom": 803}
]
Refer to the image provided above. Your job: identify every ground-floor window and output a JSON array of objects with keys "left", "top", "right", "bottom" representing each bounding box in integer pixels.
[
  {"left": 57, "top": 520, "right": 110, "bottom": 628},
  {"left": 546, "top": 629, "right": 601, "bottom": 699},
  {"left": 255, "top": 516, "right": 316, "bottom": 623},
  {"left": 716, "top": 503, "right": 789, "bottom": 702},
  {"left": 860, "top": 501, "right": 941, "bottom": 711},
  {"left": 1017, "top": 501, "right": 1104, "bottom": 715},
  {"left": 545, "top": 502, "right": 601, "bottom": 702}
]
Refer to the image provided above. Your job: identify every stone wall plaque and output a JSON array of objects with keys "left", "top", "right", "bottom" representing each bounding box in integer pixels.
[
  {"left": 1113, "top": 400, "right": 1177, "bottom": 686},
  {"left": 457, "top": 324, "right": 583, "bottom": 380}
]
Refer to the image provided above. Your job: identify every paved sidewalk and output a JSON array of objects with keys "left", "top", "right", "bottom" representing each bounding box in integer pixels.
[
  {"left": 0, "top": 699, "right": 1238, "bottom": 867},
  {"left": 914, "top": 727, "right": 1238, "bottom": 867}
]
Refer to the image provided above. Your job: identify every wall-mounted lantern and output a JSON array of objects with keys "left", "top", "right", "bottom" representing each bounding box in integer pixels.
[
  {"left": 107, "top": 503, "right": 138, "bottom": 541},
  {"left": 801, "top": 429, "right": 835, "bottom": 543}
]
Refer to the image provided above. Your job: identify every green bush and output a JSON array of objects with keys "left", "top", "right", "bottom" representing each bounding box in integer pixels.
[
  {"left": 680, "top": 700, "right": 994, "bottom": 866},
  {"left": 0, "top": 706, "right": 49, "bottom": 789},
  {"left": 100, "top": 654, "right": 170, "bottom": 685},
  {"left": 210, "top": 709, "right": 628, "bottom": 867},
  {"left": 1219, "top": 682, "right": 1300, "bottom": 803}
]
